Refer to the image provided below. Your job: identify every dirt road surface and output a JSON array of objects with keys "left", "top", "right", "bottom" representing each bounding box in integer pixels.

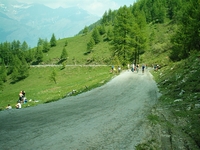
[{"left": 0, "top": 69, "right": 160, "bottom": 150}]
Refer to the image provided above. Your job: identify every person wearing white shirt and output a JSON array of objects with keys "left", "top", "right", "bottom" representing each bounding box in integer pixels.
[
  {"left": 6, "top": 104, "right": 12, "bottom": 109},
  {"left": 16, "top": 102, "right": 21, "bottom": 109}
]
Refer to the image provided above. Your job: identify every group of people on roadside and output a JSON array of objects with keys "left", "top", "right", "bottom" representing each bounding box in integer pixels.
[
  {"left": 111, "top": 65, "right": 121, "bottom": 73},
  {"left": 129, "top": 63, "right": 146, "bottom": 73},
  {"left": 111, "top": 63, "right": 147, "bottom": 74},
  {"left": 6, "top": 90, "right": 27, "bottom": 110}
]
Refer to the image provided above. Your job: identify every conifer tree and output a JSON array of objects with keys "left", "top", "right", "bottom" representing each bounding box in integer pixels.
[
  {"left": 131, "top": 6, "right": 148, "bottom": 64},
  {"left": 65, "top": 39, "right": 68, "bottom": 47},
  {"left": 8, "top": 55, "right": 21, "bottom": 75},
  {"left": 101, "top": 11, "right": 108, "bottom": 25},
  {"left": 0, "top": 79, "right": 3, "bottom": 90},
  {"left": 21, "top": 41, "right": 29, "bottom": 51},
  {"left": 25, "top": 49, "right": 35, "bottom": 63},
  {"left": 0, "top": 42, "right": 11, "bottom": 65},
  {"left": 9, "top": 55, "right": 29, "bottom": 82},
  {"left": 92, "top": 27, "right": 101, "bottom": 44},
  {"left": 11, "top": 66, "right": 18, "bottom": 82},
  {"left": 9, "top": 55, "right": 21, "bottom": 81},
  {"left": 107, "top": 9, "right": 114, "bottom": 24},
  {"left": 18, "top": 57, "right": 29, "bottom": 80},
  {"left": 83, "top": 26, "right": 88, "bottom": 35},
  {"left": 50, "top": 69, "right": 57, "bottom": 84},
  {"left": 107, "top": 28, "right": 114, "bottom": 41},
  {"left": 35, "top": 47, "right": 43, "bottom": 63},
  {"left": 50, "top": 33, "right": 57, "bottom": 47},
  {"left": 43, "top": 38, "right": 50, "bottom": 53},
  {"left": 0, "top": 61, "right": 7, "bottom": 82},
  {"left": 37, "top": 38, "right": 44, "bottom": 47},
  {"left": 87, "top": 38, "right": 95, "bottom": 52},
  {"left": 170, "top": 0, "right": 200, "bottom": 60},
  {"left": 166, "top": 0, "right": 181, "bottom": 20},
  {"left": 60, "top": 47, "right": 68, "bottom": 60},
  {"left": 11, "top": 40, "right": 20, "bottom": 51},
  {"left": 98, "top": 25, "right": 106, "bottom": 35},
  {"left": 112, "top": 6, "right": 135, "bottom": 66}
]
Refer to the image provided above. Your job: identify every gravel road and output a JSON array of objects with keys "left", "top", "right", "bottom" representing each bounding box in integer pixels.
[{"left": 0, "top": 69, "right": 160, "bottom": 150}]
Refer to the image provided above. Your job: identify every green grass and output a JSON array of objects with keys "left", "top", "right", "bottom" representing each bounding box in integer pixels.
[
  {"left": 150, "top": 51, "right": 200, "bottom": 147},
  {"left": 42, "top": 33, "right": 112, "bottom": 65},
  {"left": 147, "top": 114, "right": 160, "bottom": 125},
  {"left": 0, "top": 66, "right": 115, "bottom": 110}
]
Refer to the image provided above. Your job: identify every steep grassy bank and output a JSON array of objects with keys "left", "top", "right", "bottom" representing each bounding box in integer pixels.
[
  {"left": 137, "top": 18, "right": 200, "bottom": 149},
  {"left": 0, "top": 66, "right": 115, "bottom": 110},
  {"left": 137, "top": 52, "right": 200, "bottom": 149},
  {"left": 153, "top": 52, "right": 200, "bottom": 147}
]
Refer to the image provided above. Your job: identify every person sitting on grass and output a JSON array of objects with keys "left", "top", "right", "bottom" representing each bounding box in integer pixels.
[
  {"left": 6, "top": 104, "right": 12, "bottom": 109},
  {"left": 15, "top": 101, "right": 21, "bottom": 109}
]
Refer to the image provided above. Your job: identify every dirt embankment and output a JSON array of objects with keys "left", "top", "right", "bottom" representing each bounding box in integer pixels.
[{"left": 0, "top": 69, "right": 160, "bottom": 150}]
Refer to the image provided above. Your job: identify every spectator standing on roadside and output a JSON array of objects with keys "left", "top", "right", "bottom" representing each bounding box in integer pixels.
[
  {"left": 118, "top": 66, "right": 121, "bottom": 73},
  {"left": 111, "top": 65, "right": 114, "bottom": 73},
  {"left": 127, "top": 64, "right": 130, "bottom": 71},
  {"left": 142, "top": 64, "right": 145, "bottom": 73},
  {"left": 132, "top": 63, "right": 135, "bottom": 72},
  {"left": 136, "top": 64, "right": 139, "bottom": 73}
]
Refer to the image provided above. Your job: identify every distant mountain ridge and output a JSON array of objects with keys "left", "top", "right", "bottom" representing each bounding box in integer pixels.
[{"left": 0, "top": 0, "right": 100, "bottom": 47}]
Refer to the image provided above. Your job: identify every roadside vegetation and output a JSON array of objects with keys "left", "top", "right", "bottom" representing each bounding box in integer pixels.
[
  {"left": 137, "top": 52, "right": 199, "bottom": 149},
  {"left": 136, "top": 0, "right": 200, "bottom": 148}
]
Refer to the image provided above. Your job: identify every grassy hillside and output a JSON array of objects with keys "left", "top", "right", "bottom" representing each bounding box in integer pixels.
[
  {"left": 0, "top": 26, "right": 119, "bottom": 110},
  {"left": 0, "top": 29, "right": 117, "bottom": 110},
  {"left": 42, "top": 33, "right": 112, "bottom": 65},
  {"left": 142, "top": 52, "right": 200, "bottom": 149},
  {"left": 0, "top": 66, "right": 115, "bottom": 110}
]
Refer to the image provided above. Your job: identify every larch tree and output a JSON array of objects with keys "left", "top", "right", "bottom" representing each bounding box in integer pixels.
[
  {"left": 60, "top": 47, "right": 68, "bottom": 60},
  {"left": 83, "top": 26, "right": 88, "bottom": 35},
  {"left": 43, "top": 38, "right": 50, "bottom": 53},
  {"left": 112, "top": 6, "right": 135, "bottom": 66},
  {"left": 0, "top": 61, "right": 7, "bottom": 82},
  {"left": 50, "top": 69, "right": 57, "bottom": 84},
  {"left": 50, "top": 33, "right": 57, "bottom": 47},
  {"left": 21, "top": 41, "right": 29, "bottom": 51},
  {"left": 170, "top": 0, "right": 200, "bottom": 60},
  {"left": 92, "top": 27, "right": 101, "bottom": 44},
  {"left": 35, "top": 46, "right": 43, "bottom": 63},
  {"left": 65, "top": 39, "right": 68, "bottom": 47},
  {"left": 87, "top": 38, "right": 95, "bottom": 53}
]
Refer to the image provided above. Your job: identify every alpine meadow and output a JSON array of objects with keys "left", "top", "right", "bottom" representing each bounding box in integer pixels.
[{"left": 0, "top": 0, "right": 200, "bottom": 149}]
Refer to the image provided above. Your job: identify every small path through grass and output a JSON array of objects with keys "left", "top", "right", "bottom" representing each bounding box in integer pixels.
[{"left": 30, "top": 65, "right": 109, "bottom": 67}]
